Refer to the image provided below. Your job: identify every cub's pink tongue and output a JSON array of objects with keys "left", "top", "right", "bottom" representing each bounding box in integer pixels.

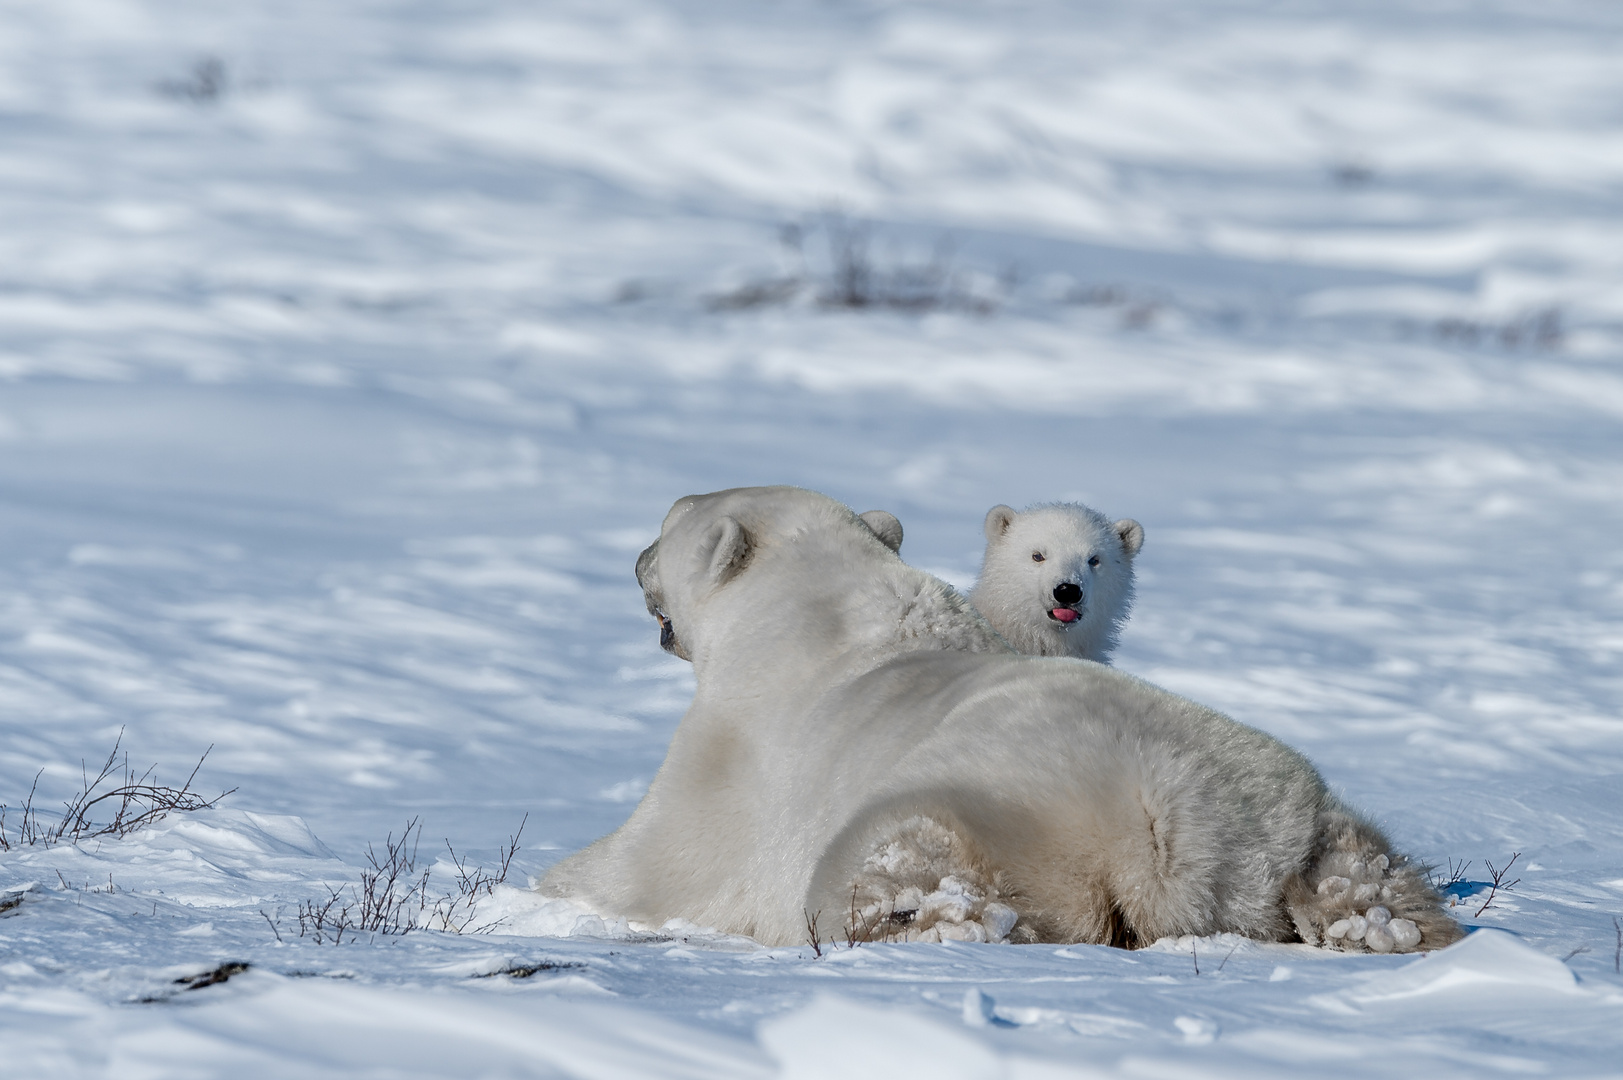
[{"left": 1051, "top": 607, "right": 1078, "bottom": 622}]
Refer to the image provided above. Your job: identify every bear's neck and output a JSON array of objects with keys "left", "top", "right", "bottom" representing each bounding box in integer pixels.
[{"left": 691, "top": 556, "right": 1008, "bottom": 698}]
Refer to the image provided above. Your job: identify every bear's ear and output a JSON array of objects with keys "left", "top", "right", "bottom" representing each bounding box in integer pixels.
[
  {"left": 694, "top": 515, "right": 752, "bottom": 587},
  {"left": 635, "top": 538, "right": 660, "bottom": 593},
  {"left": 858, "top": 510, "right": 903, "bottom": 553},
  {"left": 1114, "top": 518, "right": 1145, "bottom": 559},
  {"left": 984, "top": 505, "right": 1017, "bottom": 543}
]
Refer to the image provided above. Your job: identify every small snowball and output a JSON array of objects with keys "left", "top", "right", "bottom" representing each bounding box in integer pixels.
[
  {"left": 1365, "top": 923, "right": 1395, "bottom": 953},
  {"left": 1174, "top": 1016, "right": 1218, "bottom": 1045},
  {"left": 1373, "top": 854, "right": 1389, "bottom": 872},
  {"left": 1326, "top": 919, "right": 1351, "bottom": 940},
  {"left": 982, "top": 903, "right": 1018, "bottom": 943},
  {"left": 867, "top": 843, "right": 910, "bottom": 874},
  {"left": 1389, "top": 919, "right": 1421, "bottom": 949},
  {"left": 1346, "top": 914, "right": 1368, "bottom": 942},
  {"left": 1349, "top": 861, "right": 1365, "bottom": 877},
  {"left": 921, "top": 891, "right": 976, "bottom": 924},
  {"left": 1365, "top": 905, "right": 1391, "bottom": 926},
  {"left": 1316, "top": 876, "right": 1352, "bottom": 896},
  {"left": 1353, "top": 883, "right": 1380, "bottom": 902},
  {"left": 937, "top": 920, "right": 987, "bottom": 943},
  {"left": 962, "top": 988, "right": 995, "bottom": 1027}
]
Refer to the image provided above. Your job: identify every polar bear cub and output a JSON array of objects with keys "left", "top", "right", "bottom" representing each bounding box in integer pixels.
[{"left": 970, "top": 503, "right": 1144, "bottom": 663}]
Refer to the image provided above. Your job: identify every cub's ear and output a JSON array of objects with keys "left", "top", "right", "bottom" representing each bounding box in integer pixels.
[
  {"left": 984, "top": 505, "right": 1017, "bottom": 543},
  {"left": 858, "top": 510, "right": 904, "bottom": 553},
  {"left": 695, "top": 515, "right": 751, "bottom": 586},
  {"left": 1114, "top": 518, "right": 1145, "bottom": 559}
]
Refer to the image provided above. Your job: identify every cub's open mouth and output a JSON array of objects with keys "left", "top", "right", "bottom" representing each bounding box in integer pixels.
[{"left": 1047, "top": 607, "right": 1080, "bottom": 624}]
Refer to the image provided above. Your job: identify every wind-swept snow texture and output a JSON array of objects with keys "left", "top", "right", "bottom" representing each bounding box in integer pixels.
[{"left": 2, "top": 1, "right": 1621, "bottom": 1076}]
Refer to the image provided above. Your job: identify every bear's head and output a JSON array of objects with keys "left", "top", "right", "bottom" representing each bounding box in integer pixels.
[
  {"left": 633, "top": 486, "right": 906, "bottom": 665},
  {"left": 972, "top": 503, "right": 1144, "bottom": 662}
]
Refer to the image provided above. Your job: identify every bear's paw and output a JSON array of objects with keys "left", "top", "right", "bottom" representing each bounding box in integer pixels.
[{"left": 1301, "top": 842, "right": 1455, "bottom": 954}]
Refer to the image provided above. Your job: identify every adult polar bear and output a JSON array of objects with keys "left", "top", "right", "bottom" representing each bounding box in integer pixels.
[{"left": 541, "top": 487, "right": 1458, "bottom": 953}]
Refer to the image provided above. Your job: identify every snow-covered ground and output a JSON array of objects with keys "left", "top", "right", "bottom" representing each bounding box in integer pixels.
[{"left": 2, "top": 1, "right": 1622, "bottom": 1075}]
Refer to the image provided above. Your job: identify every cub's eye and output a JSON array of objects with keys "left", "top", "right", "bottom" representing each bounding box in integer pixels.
[
  {"left": 1088, "top": 555, "right": 1100, "bottom": 568},
  {"left": 1031, "top": 552, "right": 1045, "bottom": 563}
]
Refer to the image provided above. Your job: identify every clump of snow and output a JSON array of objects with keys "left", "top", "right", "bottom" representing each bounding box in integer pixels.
[{"left": 1332, "top": 929, "right": 1586, "bottom": 1006}]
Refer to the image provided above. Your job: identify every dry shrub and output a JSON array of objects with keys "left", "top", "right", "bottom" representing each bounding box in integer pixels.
[
  {"left": 297, "top": 815, "right": 528, "bottom": 944},
  {"left": 0, "top": 730, "right": 232, "bottom": 851}
]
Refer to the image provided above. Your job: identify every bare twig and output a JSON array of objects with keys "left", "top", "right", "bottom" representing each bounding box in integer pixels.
[
  {"left": 1562, "top": 945, "right": 1590, "bottom": 962},
  {"left": 0, "top": 732, "right": 231, "bottom": 850},
  {"left": 156, "top": 57, "right": 228, "bottom": 105},
  {"left": 356, "top": 818, "right": 430, "bottom": 934},
  {"left": 842, "top": 885, "right": 894, "bottom": 948},
  {"left": 1191, "top": 938, "right": 1199, "bottom": 976},
  {"left": 301, "top": 816, "right": 530, "bottom": 942},
  {"left": 442, "top": 813, "right": 528, "bottom": 907},
  {"left": 804, "top": 910, "right": 823, "bottom": 958},
  {"left": 1473, "top": 852, "right": 1522, "bottom": 917},
  {"left": 1613, "top": 916, "right": 1620, "bottom": 975},
  {"left": 844, "top": 886, "right": 866, "bottom": 948},
  {"left": 298, "top": 885, "right": 355, "bottom": 945},
  {"left": 429, "top": 814, "right": 528, "bottom": 934},
  {"left": 0, "top": 770, "right": 45, "bottom": 850},
  {"left": 705, "top": 214, "right": 994, "bottom": 316},
  {"left": 1429, "top": 857, "right": 1472, "bottom": 892},
  {"left": 261, "top": 908, "right": 283, "bottom": 944},
  {"left": 496, "top": 813, "right": 527, "bottom": 886},
  {"left": 1426, "top": 307, "right": 1562, "bottom": 352},
  {"left": 1217, "top": 941, "right": 1240, "bottom": 972}
]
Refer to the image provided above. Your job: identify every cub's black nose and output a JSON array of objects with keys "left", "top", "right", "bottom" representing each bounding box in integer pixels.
[{"left": 1052, "top": 582, "right": 1082, "bottom": 605}]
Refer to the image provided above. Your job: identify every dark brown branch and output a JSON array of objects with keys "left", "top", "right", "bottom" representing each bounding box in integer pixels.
[
  {"left": 1, "top": 731, "right": 231, "bottom": 849},
  {"left": 804, "top": 909, "right": 823, "bottom": 958},
  {"left": 1473, "top": 852, "right": 1522, "bottom": 917}
]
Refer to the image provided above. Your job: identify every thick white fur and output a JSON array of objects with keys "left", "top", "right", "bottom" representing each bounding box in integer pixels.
[
  {"left": 970, "top": 503, "right": 1142, "bottom": 664},
  {"left": 541, "top": 487, "right": 1459, "bottom": 952}
]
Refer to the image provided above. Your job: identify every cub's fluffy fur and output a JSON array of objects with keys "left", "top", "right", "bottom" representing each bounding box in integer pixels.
[{"left": 540, "top": 487, "right": 1458, "bottom": 953}]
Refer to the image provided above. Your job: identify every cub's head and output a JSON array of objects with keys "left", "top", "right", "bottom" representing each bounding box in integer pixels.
[
  {"left": 973, "top": 502, "right": 1144, "bottom": 662},
  {"left": 633, "top": 487, "right": 904, "bottom": 664}
]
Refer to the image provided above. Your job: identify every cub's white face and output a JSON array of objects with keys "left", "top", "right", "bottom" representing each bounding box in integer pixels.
[
  {"left": 971, "top": 503, "right": 1144, "bottom": 662},
  {"left": 1004, "top": 510, "right": 1118, "bottom": 630}
]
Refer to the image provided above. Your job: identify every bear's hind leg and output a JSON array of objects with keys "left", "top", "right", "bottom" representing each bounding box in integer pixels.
[
  {"left": 843, "top": 815, "right": 1024, "bottom": 944},
  {"left": 1285, "top": 805, "right": 1463, "bottom": 954}
]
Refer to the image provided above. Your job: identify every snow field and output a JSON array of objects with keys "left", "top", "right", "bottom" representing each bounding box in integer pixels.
[{"left": 2, "top": 0, "right": 1622, "bottom": 1075}]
